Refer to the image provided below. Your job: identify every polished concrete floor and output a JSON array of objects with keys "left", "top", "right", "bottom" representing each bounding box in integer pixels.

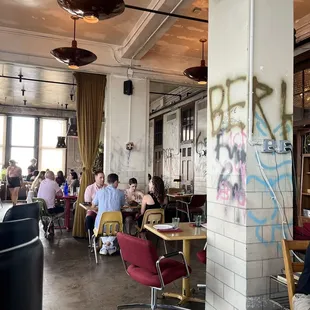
[{"left": 0, "top": 203, "right": 206, "bottom": 310}]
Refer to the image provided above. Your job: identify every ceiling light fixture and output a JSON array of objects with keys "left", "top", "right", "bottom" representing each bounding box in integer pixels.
[
  {"left": 21, "top": 87, "right": 25, "bottom": 96},
  {"left": 183, "top": 38, "right": 208, "bottom": 85},
  {"left": 57, "top": 0, "right": 125, "bottom": 23},
  {"left": 51, "top": 16, "right": 97, "bottom": 69}
]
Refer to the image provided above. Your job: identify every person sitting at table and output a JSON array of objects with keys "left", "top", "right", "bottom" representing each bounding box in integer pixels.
[
  {"left": 136, "top": 176, "right": 165, "bottom": 228},
  {"left": 68, "top": 171, "right": 80, "bottom": 194},
  {"left": 56, "top": 170, "right": 66, "bottom": 187},
  {"left": 123, "top": 178, "right": 144, "bottom": 235},
  {"left": 124, "top": 178, "right": 144, "bottom": 205},
  {"left": 38, "top": 171, "right": 63, "bottom": 214},
  {"left": 31, "top": 170, "right": 46, "bottom": 193},
  {"left": 84, "top": 171, "right": 106, "bottom": 234},
  {"left": 91, "top": 174, "right": 124, "bottom": 255},
  {"left": 30, "top": 170, "right": 39, "bottom": 181}
]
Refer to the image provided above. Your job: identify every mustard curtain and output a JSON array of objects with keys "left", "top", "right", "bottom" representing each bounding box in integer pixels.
[{"left": 72, "top": 72, "right": 106, "bottom": 237}]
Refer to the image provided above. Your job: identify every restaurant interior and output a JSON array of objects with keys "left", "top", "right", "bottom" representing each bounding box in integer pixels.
[{"left": 1, "top": 0, "right": 310, "bottom": 310}]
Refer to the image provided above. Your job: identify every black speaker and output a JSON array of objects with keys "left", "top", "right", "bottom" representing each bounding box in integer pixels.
[{"left": 124, "top": 80, "right": 133, "bottom": 95}]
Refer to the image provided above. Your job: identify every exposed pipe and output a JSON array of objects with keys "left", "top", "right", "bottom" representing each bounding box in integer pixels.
[
  {"left": 248, "top": 0, "right": 255, "bottom": 145},
  {"left": 0, "top": 74, "right": 76, "bottom": 86},
  {"left": 125, "top": 4, "right": 208, "bottom": 23},
  {"left": 150, "top": 92, "right": 182, "bottom": 100}
]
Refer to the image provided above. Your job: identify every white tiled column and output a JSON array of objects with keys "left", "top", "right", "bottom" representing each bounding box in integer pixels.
[
  {"left": 206, "top": 1, "right": 293, "bottom": 309},
  {"left": 104, "top": 75, "right": 149, "bottom": 191}
]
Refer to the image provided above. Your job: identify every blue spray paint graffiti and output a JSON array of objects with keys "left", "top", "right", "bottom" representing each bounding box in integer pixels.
[{"left": 247, "top": 154, "right": 292, "bottom": 243}]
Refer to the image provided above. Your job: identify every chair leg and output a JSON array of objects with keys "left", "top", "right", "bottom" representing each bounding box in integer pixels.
[
  {"left": 151, "top": 287, "right": 157, "bottom": 310},
  {"left": 58, "top": 218, "right": 63, "bottom": 234},
  {"left": 88, "top": 229, "right": 91, "bottom": 247},
  {"left": 163, "top": 240, "right": 168, "bottom": 254},
  {"left": 93, "top": 235, "right": 98, "bottom": 264}
]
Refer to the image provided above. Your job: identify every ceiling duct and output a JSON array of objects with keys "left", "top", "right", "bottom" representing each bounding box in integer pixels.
[{"left": 67, "top": 117, "right": 78, "bottom": 137}]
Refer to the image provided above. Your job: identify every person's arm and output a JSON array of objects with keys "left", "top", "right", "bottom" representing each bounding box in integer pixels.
[
  {"left": 91, "top": 192, "right": 99, "bottom": 211},
  {"left": 84, "top": 186, "right": 92, "bottom": 203},
  {"left": 54, "top": 182, "right": 62, "bottom": 197},
  {"left": 140, "top": 194, "right": 155, "bottom": 215}
]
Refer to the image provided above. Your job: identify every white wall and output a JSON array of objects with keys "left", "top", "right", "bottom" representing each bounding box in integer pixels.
[
  {"left": 104, "top": 74, "right": 149, "bottom": 191},
  {"left": 148, "top": 119, "right": 154, "bottom": 177},
  {"left": 194, "top": 97, "right": 208, "bottom": 194},
  {"left": 162, "top": 110, "right": 181, "bottom": 188}
]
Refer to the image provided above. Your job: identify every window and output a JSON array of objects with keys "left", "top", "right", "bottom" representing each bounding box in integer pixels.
[
  {"left": 8, "top": 116, "right": 36, "bottom": 175},
  {"left": 181, "top": 106, "right": 194, "bottom": 142},
  {"left": 154, "top": 119, "right": 163, "bottom": 147},
  {"left": 39, "top": 119, "right": 66, "bottom": 173},
  {"left": 0, "top": 115, "right": 5, "bottom": 167},
  {"left": 294, "top": 69, "right": 310, "bottom": 122}
]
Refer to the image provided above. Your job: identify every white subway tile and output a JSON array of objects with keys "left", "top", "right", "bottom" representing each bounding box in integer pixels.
[
  {"left": 206, "top": 273, "right": 224, "bottom": 298},
  {"left": 208, "top": 245, "right": 224, "bottom": 267},
  {"left": 234, "top": 241, "right": 246, "bottom": 260},
  {"left": 247, "top": 277, "right": 268, "bottom": 296},
  {"left": 224, "top": 253, "right": 246, "bottom": 277},
  {"left": 247, "top": 260, "right": 263, "bottom": 279},
  {"left": 246, "top": 192, "right": 263, "bottom": 210},
  {"left": 235, "top": 274, "right": 246, "bottom": 295},
  {"left": 214, "top": 263, "right": 235, "bottom": 289},
  {"left": 224, "top": 285, "right": 246, "bottom": 310},
  {"left": 215, "top": 233, "right": 235, "bottom": 255},
  {"left": 207, "top": 202, "right": 235, "bottom": 223},
  {"left": 213, "top": 294, "right": 234, "bottom": 310},
  {"left": 246, "top": 209, "right": 279, "bottom": 226},
  {"left": 246, "top": 243, "right": 278, "bottom": 261},
  {"left": 207, "top": 216, "right": 225, "bottom": 235},
  {"left": 205, "top": 288, "right": 215, "bottom": 306},
  {"left": 207, "top": 259, "right": 215, "bottom": 276}
]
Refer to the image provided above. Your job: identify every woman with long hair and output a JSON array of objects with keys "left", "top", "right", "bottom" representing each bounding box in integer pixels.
[
  {"left": 30, "top": 170, "right": 46, "bottom": 192},
  {"left": 136, "top": 176, "right": 165, "bottom": 227},
  {"left": 56, "top": 170, "right": 66, "bottom": 186}
]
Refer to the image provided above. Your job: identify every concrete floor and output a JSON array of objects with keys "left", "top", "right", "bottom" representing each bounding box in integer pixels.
[{"left": 0, "top": 203, "right": 206, "bottom": 310}]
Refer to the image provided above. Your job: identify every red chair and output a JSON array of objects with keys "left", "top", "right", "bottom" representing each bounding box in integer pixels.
[
  {"left": 117, "top": 232, "right": 191, "bottom": 310},
  {"left": 176, "top": 195, "right": 206, "bottom": 222},
  {"left": 196, "top": 249, "right": 206, "bottom": 290}
]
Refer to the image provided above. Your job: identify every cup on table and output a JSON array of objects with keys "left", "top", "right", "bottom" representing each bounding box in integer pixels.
[
  {"left": 172, "top": 217, "right": 180, "bottom": 229},
  {"left": 195, "top": 215, "right": 202, "bottom": 227}
]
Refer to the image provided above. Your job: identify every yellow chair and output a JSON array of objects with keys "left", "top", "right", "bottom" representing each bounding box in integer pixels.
[
  {"left": 92, "top": 211, "right": 123, "bottom": 264},
  {"left": 136, "top": 208, "right": 165, "bottom": 234},
  {"left": 282, "top": 239, "right": 309, "bottom": 310}
]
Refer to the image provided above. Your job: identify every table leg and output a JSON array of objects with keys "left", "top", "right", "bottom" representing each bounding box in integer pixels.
[
  {"left": 64, "top": 199, "right": 71, "bottom": 231},
  {"left": 163, "top": 239, "right": 205, "bottom": 305}
]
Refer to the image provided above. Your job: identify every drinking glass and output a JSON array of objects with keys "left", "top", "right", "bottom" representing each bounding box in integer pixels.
[
  {"left": 172, "top": 217, "right": 180, "bottom": 229},
  {"left": 195, "top": 215, "right": 202, "bottom": 227}
]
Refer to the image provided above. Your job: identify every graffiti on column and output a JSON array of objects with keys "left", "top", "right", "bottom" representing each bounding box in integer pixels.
[{"left": 209, "top": 75, "right": 293, "bottom": 242}]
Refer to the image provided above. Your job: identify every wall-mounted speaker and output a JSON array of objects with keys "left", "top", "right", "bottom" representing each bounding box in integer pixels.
[{"left": 124, "top": 80, "right": 133, "bottom": 95}]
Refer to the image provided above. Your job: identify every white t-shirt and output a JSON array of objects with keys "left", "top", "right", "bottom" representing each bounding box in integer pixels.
[{"left": 38, "top": 179, "right": 61, "bottom": 209}]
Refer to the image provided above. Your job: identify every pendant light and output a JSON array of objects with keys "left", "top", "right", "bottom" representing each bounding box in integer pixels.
[
  {"left": 51, "top": 16, "right": 97, "bottom": 69},
  {"left": 183, "top": 38, "right": 208, "bottom": 85},
  {"left": 56, "top": 136, "right": 67, "bottom": 148},
  {"left": 57, "top": 0, "right": 125, "bottom": 24}
]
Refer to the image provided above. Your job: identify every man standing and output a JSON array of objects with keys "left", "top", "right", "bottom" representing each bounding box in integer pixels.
[
  {"left": 7, "top": 159, "right": 23, "bottom": 206},
  {"left": 92, "top": 173, "right": 125, "bottom": 230},
  {"left": 38, "top": 171, "right": 63, "bottom": 214},
  {"left": 84, "top": 171, "right": 107, "bottom": 234}
]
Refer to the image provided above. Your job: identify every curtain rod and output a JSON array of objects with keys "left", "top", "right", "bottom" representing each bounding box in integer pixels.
[{"left": 125, "top": 4, "right": 208, "bottom": 23}]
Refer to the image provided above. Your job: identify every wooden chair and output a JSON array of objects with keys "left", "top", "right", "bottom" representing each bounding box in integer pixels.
[
  {"left": 92, "top": 211, "right": 123, "bottom": 264},
  {"left": 282, "top": 240, "right": 309, "bottom": 310}
]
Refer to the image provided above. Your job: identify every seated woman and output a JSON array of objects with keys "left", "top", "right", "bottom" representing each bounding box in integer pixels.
[
  {"left": 136, "top": 176, "right": 165, "bottom": 228},
  {"left": 69, "top": 171, "right": 80, "bottom": 193},
  {"left": 30, "top": 170, "right": 46, "bottom": 193},
  {"left": 123, "top": 178, "right": 144, "bottom": 235},
  {"left": 56, "top": 170, "right": 66, "bottom": 187}
]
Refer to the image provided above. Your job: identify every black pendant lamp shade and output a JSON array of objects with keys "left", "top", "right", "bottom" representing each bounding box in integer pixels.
[
  {"left": 51, "top": 16, "right": 97, "bottom": 69},
  {"left": 57, "top": 0, "right": 125, "bottom": 23},
  {"left": 56, "top": 136, "right": 67, "bottom": 148},
  {"left": 183, "top": 39, "right": 208, "bottom": 85}
]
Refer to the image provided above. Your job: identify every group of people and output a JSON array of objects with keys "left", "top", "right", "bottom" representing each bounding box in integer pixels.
[
  {"left": 83, "top": 171, "right": 165, "bottom": 253},
  {"left": 5, "top": 158, "right": 80, "bottom": 206}
]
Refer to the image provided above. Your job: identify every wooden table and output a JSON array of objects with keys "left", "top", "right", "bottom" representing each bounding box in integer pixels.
[
  {"left": 60, "top": 195, "right": 77, "bottom": 231},
  {"left": 166, "top": 193, "right": 193, "bottom": 199},
  {"left": 144, "top": 222, "right": 207, "bottom": 305}
]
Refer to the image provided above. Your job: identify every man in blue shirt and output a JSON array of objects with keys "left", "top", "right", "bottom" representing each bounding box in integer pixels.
[{"left": 92, "top": 173, "right": 125, "bottom": 230}]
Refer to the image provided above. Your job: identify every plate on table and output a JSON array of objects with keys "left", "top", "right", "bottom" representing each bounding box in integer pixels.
[{"left": 153, "top": 224, "right": 174, "bottom": 230}]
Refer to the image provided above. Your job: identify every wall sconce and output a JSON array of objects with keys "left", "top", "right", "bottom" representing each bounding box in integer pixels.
[
  {"left": 56, "top": 136, "right": 67, "bottom": 148},
  {"left": 126, "top": 142, "right": 134, "bottom": 151}
]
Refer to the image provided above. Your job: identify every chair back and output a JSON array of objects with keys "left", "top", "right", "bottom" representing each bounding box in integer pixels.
[
  {"left": 141, "top": 208, "right": 165, "bottom": 229},
  {"left": 32, "top": 197, "right": 49, "bottom": 218},
  {"left": 0, "top": 218, "right": 43, "bottom": 310},
  {"left": 3, "top": 202, "right": 40, "bottom": 224},
  {"left": 282, "top": 239, "right": 309, "bottom": 310},
  {"left": 94, "top": 211, "right": 123, "bottom": 236},
  {"left": 189, "top": 195, "right": 206, "bottom": 208},
  {"left": 117, "top": 232, "right": 158, "bottom": 274}
]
